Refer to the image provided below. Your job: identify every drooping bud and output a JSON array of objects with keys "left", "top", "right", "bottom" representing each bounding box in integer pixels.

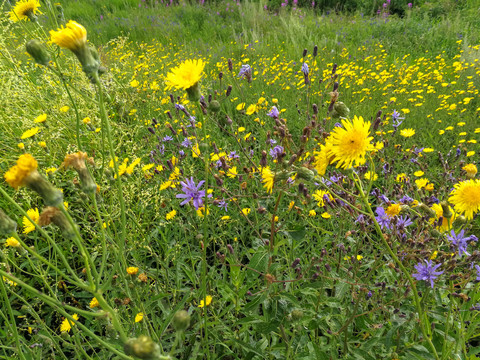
[
  {"left": 331, "top": 102, "right": 350, "bottom": 119},
  {"left": 296, "top": 167, "right": 315, "bottom": 181},
  {"left": 38, "top": 207, "right": 76, "bottom": 240},
  {"left": 440, "top": 201, "right": 452, "bottom": 219},
  {"left": 26, "top": 40, "right": 50, "bottom": 66},
  {"left": 61, "top": 152, "right": 97, "bottom": 195}
]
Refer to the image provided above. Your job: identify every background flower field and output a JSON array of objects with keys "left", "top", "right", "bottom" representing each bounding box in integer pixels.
[{"left": 1, "top": 0, "right": 480, "bottom": 359}]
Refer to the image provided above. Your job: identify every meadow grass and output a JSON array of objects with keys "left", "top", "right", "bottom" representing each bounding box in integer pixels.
[{"left": 1, "top": 0, "right": 480, "bottom": 359}]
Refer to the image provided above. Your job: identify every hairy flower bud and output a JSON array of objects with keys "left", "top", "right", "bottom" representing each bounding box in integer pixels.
[
  {"left": 124, "top": 335, "right": 160, "bottom": 359},
  {"left": 26, "top": 39, "right": 50, "bottom": 66},
  {"left": 172, "top": 310, "right": 190, "bottom": 332}
]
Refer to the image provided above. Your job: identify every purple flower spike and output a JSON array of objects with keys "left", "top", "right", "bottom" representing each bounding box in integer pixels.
[
  {"left": 176, "top": 177, "right": 211, "bottom": 210},
  {"left": 412, "top": 260, "right": 444, "bottom": 288},
  {"left": 269, "top": 145, "right": 284, "bottom": 160},
  {"left": 475, "top": 265, "right": 480, "bottom": 281},
  {"left": 301, "top": 62, "right": 309, "bottom": 76}
]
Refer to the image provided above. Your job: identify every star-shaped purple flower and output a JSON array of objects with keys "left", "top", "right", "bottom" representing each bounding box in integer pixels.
[
  {"left": 176, "top": 177, "right": 211, "bottom": 210},
  {"left": 412, "top": 260, "right": 444, "bottom": 288}
]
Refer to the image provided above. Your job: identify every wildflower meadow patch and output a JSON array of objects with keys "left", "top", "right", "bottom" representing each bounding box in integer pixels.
[{"left": 1, "top": 0, "right": 480, "bottom": 359}]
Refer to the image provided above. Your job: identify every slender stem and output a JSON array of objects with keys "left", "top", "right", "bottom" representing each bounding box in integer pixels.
[
  {"left": 0, "top": 271, "right": 130, "bottom": 359},
  {"left": 91, "top": 193, "right": 109, "bottom": 287},
  {"left": 0, "top": 277, "right": 26, "bottom": 360},
  {"left": 0, "top": 187, "right": 83, "bottom": 284},
  {"left": 10, "top": 233, "right": 87, "bottom": 289},
  {"left": 353, "top": 173, "right": 440, "bottom": 360}
]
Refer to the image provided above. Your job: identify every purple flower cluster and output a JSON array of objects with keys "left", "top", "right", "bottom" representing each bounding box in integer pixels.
[
  {"left": 269, "top": 145, "right": 284, "bottom": 160},
  {"left": 267, "top": 106, "right": 280, "bottom": 119}
]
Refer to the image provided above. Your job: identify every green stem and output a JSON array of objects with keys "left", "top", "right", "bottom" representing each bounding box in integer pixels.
[
  {"left": 353, "top": 173, "right": 439, "bottom": 360},
  {"left": 0, "top": 271, "right": 131, "bottom": 359},
  {"left": 0, "top": 277, "right": 26, "bottom": 360},
  {"left": 0, "top": 187, "right": 83, "bottom": 284}
]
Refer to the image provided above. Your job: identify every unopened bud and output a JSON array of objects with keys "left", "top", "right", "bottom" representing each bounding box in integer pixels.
[
  {"left": 226, "top": 85, "right": 232, "bottom": 97},
  {"left": 26, "top": 40, "right": 50, "bottom": 66},
  {"left": 209, "top": 100, "right": 221, "bottom": 113},
  {"left": 228, "top": 58, "right": 233, "bottom": 72},
  {"left": 124, "top": 335, "right": 160, "bottom": 359},
  {"left": 440, "top": 201, "right": 452, "bottom": 219},
  {"left": 172, "top": 310, "right": 191, "bottom": 332}
]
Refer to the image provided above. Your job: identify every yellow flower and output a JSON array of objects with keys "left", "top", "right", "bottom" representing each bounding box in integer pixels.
[
  {"left": 429, "top": 203, "right": 456, "bottom": 232},
  {"left": 59, "top": 106, "right": 70, "bottom": 113},
  {"left": 50, "top": 20, "right": 87, "bottom": 52},
  {"left": 23, "top": 208, "right": 39, "bottom": 234},
  {"left": 198, "top": 295, "right": 212, "bottom": 308},
  {"left": 221, "top": 216, "right": 230, "bottom": 221},
  {"left": 34, "top": 114, "right": 47, "bottom": 123},
  {"left": 430, "top": 251, "right": 438, "bottom": 260},
  {"left": 9, "top": 0, "right": 41, "bottom": 22},
  {"left": 328, "top": 116, "right": 374, "bottom": 169},
  {"left": 246, "top": 104, "right": 257, "bottom": 115},
  {"left": 385, "top": 204, "right": 401, "bottom": 217},
  {"left": 236, "top": 102, "right": 245, "bottom": 111},
  {"left": 130, "top": 79, "right": 139, "bottom": 88},
  {"left": 449, "top": 179, "right": 480, "bottom": 220},
  {"left": 135, "top": 313, "right": 144, "bottom": 323},
  {"left": 126, "top": 158, "right": 141, "bottom": 175},
  {"left": 321, "top": 212, "right": 331, "bottom": 219},
  {"left": 160, "top": 181, "right": 172, "bottom": 190},
  {"left": 400, "top": 128, "right": 415, "bottom": 138},
  {"left": 313, "top": 190, "right": 333, "bottom": 207},
  {"left": 288, "top": 201, "right": 295, "bottom": 211},
  {"left": 415, "top": 178, "right": 429, "bottom": 189},
  {"left": 241, "top": 208, "right": 251, "bottom": 216},
  {"left": 165, "top": 59, "right": 205, "bottom": 90},
  {"left": 313, "top": 141, "right": 334, "bottom": 176},
  {"left": 261, "top": 167, "right": 275, "bottom": 193},
  {"left": 5, "top": 237, "right": 20, "bottom": 247},
  {"left": 463, "top": 164, "right": 477, "bottom": 178},
  {"left": 309, "top": 210, "right": 316, "bottom": 217},
  {"left": 126, "top": 267, "right": 139, "bottom": 275},
  {"left": 89, "top": 298, "right": 99, "bottom": 309},
  {"left": 396, "top": 173, "right": 408, "bottom": 183},
  {"left": 17, "top": 143, "right": 25, "bottom": 149},
  {"left": 5, "top": 154, "right": 38, "bottom": 189},
  {"left": 227, "top": 166, "right": 238, "bottom": 178},
  {"left": 21, "top": 127, "right": 40, "bottom": 139},
  {"left": 60, "top": 314, "right": 79, "bottom": 333},
  {"left": 38, "top": 141, "right": 46, "bottom": 148},
  {"left": 414, "top": 171, "right": 424, "bottom": 177},
  {"left": 364, "top": 171, "right": 378, "bottom": 181},
  {"left": 166, "top": 210, "right": 177, "bottom": 220},
  {"left": 82, "top": 117, "right": 91, "bottom": 124}
]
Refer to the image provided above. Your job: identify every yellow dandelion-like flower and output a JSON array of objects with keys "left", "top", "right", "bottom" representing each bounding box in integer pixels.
[
  {"left": 166, "top": 210, "right": 177, "bottom": 220},
  {"left": 309, "top": 210, "right": 316, "bottom": 217},
  {"left": 241, "top": 208, "right": 251, "bottom": 216},
  {"left": 400, "top": 128, "right": 415, "bottom": 138},
  {"left": 49, "top": 20, "right": 87, "bottom": 52},
  {"left": 5, "top": 237, "right": 20, "bottom": 247},
  {"left": 165, "top": 59, "right": 205, "bottom": 91},
  {"left": 364, "top": 171, "right": 378, "bottom": 181},
  {"left": 20, "top": 127, "right": 40, "bottom": 139},
  {"left": 396, "top": 173, "right": 409, "bottom": 183},
  {"left": 328, "top": 116, "right": 374, "bottom": 169},
  {"left": 89, "top": 297, "right": 99, "bottom": 309},
  {"left": 9, "top": 0, "right": 41, "bottom": 22},
  {"left": 415, "top": 178, "right": 429, "bottom": 189},
  {"left": 449, "top": 179, "right": 480, "bottom": 220},
  {"left": 385, "top": 204, "right": 401, "bottom": 217},
  {"left": 126, "top": 266, "right": 139, "bottom": 275},
  {"left": 34, "top": 114, "right": 47, "bottom": 123},
  {"left": 463, "top": 163, "right": 477, "bottom": 178},
  {"left": 23, "top": 208, "right": 39, "bottom": 234},
  {"left": 227, "top": 166, "right": 238, "bottom": 178},
  {"left": 4, "top": 154, "right": 38, "bottom": 189},
  {"left": 261, "top": 167, "right": 275, "bottom": 193},
  {"left": 313, "top": 141, "right": 334, "bottom": 176},
  {"left": 60, "top": 314, "right": 79, "bottom": 333},
  {"left": 198, "top": 295, "right": 212, "bottom": 308}
]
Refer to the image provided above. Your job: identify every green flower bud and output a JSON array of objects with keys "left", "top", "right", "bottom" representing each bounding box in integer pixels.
[
  {"left": 290, "top": 309, "right": 303, "bottom": 320},
  {"left": 186, "top": 82, "right": 201, "bottom": 102},
  {"left": 296, "top": 167, "right": 315, "bottom": 182},
  {"left": 418, "top": 203, "right": 436, "bottom": 218},
  {"left": 208, "top": 100, "right": 221, "bottom": 113},
  {"left": 172, "top": 310, "right": 191, "bottom": 332},
  {"left": 331, "top": 102, "right": 350, "bottom": 119},
  {"left": 440, "top": 201, "right": 452, "bottom": 219},
  {"left": 124, "top": 335, "right": 160, "bottom": 359},
  {"left": 26, "top": 40, "right": 50, "bottom": 66}
]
